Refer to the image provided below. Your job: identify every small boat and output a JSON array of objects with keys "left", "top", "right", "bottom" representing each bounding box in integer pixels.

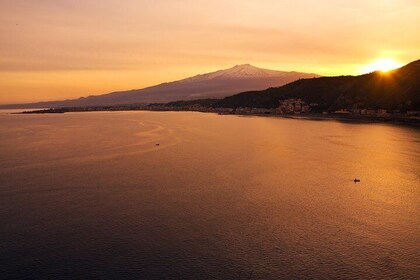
[
  {"left": 354, "top": 178, "right": 360, "bottom": 183},
  {"left": 156, "top": 143, "right": 160, "bottom": 146}
]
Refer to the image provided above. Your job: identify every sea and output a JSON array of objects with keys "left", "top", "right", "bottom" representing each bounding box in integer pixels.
[{"left": 0, "top": 110, "right": 419, "bottom": 279}]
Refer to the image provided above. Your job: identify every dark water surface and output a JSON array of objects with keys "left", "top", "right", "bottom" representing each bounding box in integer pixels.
[{"left": 0, "top": 111, "right": 419, "bottom": 279}]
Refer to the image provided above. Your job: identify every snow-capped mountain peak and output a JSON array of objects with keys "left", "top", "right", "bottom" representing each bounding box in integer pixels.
[
  {"left": 221, "top": 64, "right": 284, "bottom": 78},
  {"left": 180, "top": 64, "right": 295, "bottom": 83}
]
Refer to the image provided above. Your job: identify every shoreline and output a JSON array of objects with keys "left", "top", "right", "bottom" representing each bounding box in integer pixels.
[
  {"left": 238, "top": 112, "right": 420, "bottom": 126},
  {"left": 13, "top": 107, "right": 420, "bottom": 126}
]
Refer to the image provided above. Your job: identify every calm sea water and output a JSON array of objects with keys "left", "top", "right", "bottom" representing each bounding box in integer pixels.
[{"left": 0, "top": 111, "right": 419, "bottom": 279}]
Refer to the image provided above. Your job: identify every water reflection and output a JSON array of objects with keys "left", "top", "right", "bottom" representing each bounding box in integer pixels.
[{"left": 0, "top": 111, "right": 419, "bottom": 279}]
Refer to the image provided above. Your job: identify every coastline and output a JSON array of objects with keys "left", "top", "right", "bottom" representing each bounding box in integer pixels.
[{"left": 14, "top": 107, "right": 420, "bottom": 126}]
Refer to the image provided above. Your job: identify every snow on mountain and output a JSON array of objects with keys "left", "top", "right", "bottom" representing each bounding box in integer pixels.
[{"left": 179, "top": 64, "right": 308, "bottom": 83}]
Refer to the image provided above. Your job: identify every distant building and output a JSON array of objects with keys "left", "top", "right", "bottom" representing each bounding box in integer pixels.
[
  {"left": 407, "top": 111, "right": 420, "bottom": 117},
  {"left": 333, "top": 109, "right": 350, "bottom": 114},
  {"left": 278, "top": 99, "right": 311, "bottom": 114},
  {"left": 366, "top": 109, "right": 376, "bottom": 116},
  {"left": 377, "top": 109, "right": 388, "bottom": 116}
]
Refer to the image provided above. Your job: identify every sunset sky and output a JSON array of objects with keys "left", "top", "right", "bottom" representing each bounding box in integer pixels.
[{"left": 0, "top": 0, "right": 419, "bottom": 104}]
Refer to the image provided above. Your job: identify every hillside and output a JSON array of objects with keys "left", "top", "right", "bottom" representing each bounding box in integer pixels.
[{"left": 215, "top": 59, "right": 420, "bottom": 111}]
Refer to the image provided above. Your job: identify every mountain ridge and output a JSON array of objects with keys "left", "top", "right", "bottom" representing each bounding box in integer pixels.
[
  {"left": 0, "top": 64, "right": 320, "bottom": 109},
  {"left": 214, "top": 59, "right": 420, "bottom": 111}
]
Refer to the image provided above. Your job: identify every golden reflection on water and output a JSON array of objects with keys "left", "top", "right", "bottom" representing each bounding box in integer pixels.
[{"left": 0, "top": 111, "right": 419, "bottom": 279}]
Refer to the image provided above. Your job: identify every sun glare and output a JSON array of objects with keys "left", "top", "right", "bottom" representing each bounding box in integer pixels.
[{"left": 360, "top": 59, "right": 402, "bottom": 74}]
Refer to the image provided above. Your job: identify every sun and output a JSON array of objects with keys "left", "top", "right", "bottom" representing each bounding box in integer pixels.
[{"left": 360, "top": 59, "right": 402, "bottom": 74}]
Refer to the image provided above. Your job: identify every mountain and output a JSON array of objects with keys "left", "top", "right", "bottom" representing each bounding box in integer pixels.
[
  {"left": 0, "top": 64, "right": 320, "bottom": 109},
  {"left": 215, "top": 59, "right": 420, "bottom": 111}
]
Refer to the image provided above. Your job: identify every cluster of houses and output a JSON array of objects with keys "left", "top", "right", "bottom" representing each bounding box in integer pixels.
[
  {"left": 139, "top": 100, "right": 419, "bottom": 119},
  {"left": 277, "top": 99, "right": 317, "bottom": 114},
  {"left": 82, "top": 98, "right": 418, "bottom": 120},
  {"left": 39, "top": 101, "right": 419, "bottom": 122},
  {"left": 332, "top": 108, "right": 388, "bottom": 116},
  {"left": 332, "top": 108, "right": 420, "bottom": 117}
]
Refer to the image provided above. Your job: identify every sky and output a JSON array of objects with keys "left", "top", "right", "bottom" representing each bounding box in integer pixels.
[{"left": 0, "top": 0, "right": 419, "bottom": 104}]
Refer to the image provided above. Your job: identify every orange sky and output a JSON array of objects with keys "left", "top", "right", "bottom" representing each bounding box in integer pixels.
[{"left": 0, "top": 0, "right": 419, "bottom": 104}]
